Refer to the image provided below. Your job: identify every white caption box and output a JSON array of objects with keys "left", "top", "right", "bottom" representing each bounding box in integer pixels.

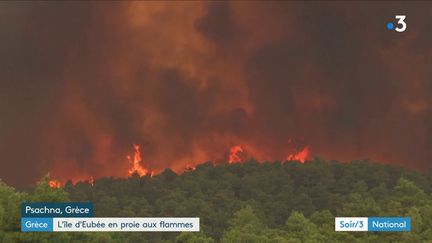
[
  {"left": 53, "top": 217, "right": 199, "bottom": 232},
  {"left": 335, "top": 217, "right": 368, "bottom": 231}
]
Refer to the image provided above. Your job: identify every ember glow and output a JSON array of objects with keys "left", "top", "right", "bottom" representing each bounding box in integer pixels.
[
  {"left": 228, "top": 145, "right": 246, "bottom": 164},
  {"left": 127, "top": 144, "right": 150, "bottom": 177},
  {"left": 185, "top": 163, "right": 196, "bottom": 171},
  {"left": 89, "top": 176, "right": 94, "bottom": 186},
  {"left": 286, "top": 146, "right": 310, "bottom": 163},
  {"left": 48, "top": 180, "right": 61, "bottom": 189}
]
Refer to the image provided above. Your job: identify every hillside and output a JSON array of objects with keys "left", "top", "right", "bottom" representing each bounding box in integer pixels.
[{"left": 1, "top": 159, "right": 432, "bottom": 242}]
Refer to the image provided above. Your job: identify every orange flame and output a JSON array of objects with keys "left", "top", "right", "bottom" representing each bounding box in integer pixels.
[
  {"left": 229, "top": 145, "right": 245, "bottom": 164},
  {"left": 50, "top": 142, "right": 310, "bottom": 183},
  {"left": 185, "top": 163, "right": 196, "bottom": 171},
  {"left": 89, "top": 176, "right": 94, "bottom": 186},
  {"left": 48, "top": 180, "right": 61, "bottom": 188},
  {"left": 286, "top": 146, "right": 309, "bottom": 163},
  {"left": 127, "top": 144, "right": 149, "bottom": 176}
]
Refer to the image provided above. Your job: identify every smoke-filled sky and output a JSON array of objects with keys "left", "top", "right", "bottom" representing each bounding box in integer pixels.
[{"left": 1, "top": 2, "right": 432, "bottom": 186}]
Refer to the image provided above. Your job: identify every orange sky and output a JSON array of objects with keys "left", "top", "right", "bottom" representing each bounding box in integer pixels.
[{"left": 1, "top": 2, "right": 432, "bottom": 186}]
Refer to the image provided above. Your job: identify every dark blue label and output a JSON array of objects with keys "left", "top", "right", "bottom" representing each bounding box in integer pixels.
[
  {"left": 21, "top": 218, "right": 53, "bottom": 232},
  {"left": 368, "top": 217, "right": 410, "bottom": 231},
  {"left": 22, "top": 202, "right": 94, "bottom": 218}
]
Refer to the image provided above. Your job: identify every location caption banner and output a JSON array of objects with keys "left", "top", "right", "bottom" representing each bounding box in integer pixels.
[
  {"left": 22, "top": 217, "right": 200, "bottom": 232},
  {"left": 21, "top": 202, "right": 200, "bottom": 232},
  {"left": 22, "top": 202, "right": 94, "bottom": 218}
]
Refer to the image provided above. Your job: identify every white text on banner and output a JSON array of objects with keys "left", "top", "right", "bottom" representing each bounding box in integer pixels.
[
  {"left": 53, "top": 217, "right": 199, "bottom": 232},
  {"left": 335, "top": 217, "right": 368, "bottom": 231}
]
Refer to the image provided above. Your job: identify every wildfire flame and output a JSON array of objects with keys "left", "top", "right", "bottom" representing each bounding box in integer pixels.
[
  {"left": 49, "top": 141, "right": 310, "bottom": 183},
  {"left": 89, "top": 176, "right": 94, "bottom": 186},
  {"left": 185, "top": 163, "right": 196, "bottom": 171},
  {"left": 48, "top": 180, "right": 61, "bottom": 188},
  {"left": 286, "top": 146, "right": 309, "bottom": 163},
  {"left": 127, "top": 144, "right": 150, "bottom": 176},
  {"left": 229, "top": 145, "right": 245, "bottom": 164}
]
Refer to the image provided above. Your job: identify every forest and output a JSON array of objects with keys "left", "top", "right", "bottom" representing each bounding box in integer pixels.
[{"left": 1, "top": 159, "right": 432, "bottom": 242}]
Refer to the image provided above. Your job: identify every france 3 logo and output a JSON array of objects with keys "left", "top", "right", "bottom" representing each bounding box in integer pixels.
[{"left": 387, "top": 15, "right": 406, "bottom": 32}]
